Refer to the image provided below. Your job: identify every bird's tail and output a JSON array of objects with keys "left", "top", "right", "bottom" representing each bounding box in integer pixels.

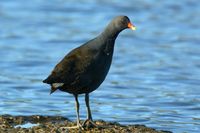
[
  {"left": 50, "top": 83, "right": 64, "bottom": 95},
  {"left": 50, "top": 86, "right": 58, "bottom": 95},
  {"left": 43, "top": 78, "right": 50, "bottom": 84}
]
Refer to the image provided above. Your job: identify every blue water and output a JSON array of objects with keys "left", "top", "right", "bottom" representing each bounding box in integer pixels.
[{"left": 0, "top": 0, "right": 200, "bottom": 132}]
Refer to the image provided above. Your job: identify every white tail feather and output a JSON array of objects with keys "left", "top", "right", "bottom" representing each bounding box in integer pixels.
[{"left": 52, "top": 83, "right": 64, "bottom": 88}]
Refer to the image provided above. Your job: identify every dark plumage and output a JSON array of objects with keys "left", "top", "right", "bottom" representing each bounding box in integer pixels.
[{"left": 43, "top": 15, "right": 136, "bottom": 129}]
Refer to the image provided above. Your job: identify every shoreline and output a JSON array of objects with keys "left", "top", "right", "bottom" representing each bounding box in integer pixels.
[{"left": 0, "top": 115, "right": 172, "bottom": 133}]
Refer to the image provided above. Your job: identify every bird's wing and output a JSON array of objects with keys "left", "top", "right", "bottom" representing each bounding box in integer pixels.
[{"left": 43, "top": 47, "right": 94, "bottom": 87}]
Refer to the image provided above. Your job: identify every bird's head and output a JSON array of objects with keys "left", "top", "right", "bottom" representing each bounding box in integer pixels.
[
  {"left": 111, "top": 16, "right": 136, "bottom": 32},
  {"left": 101, "top": 15, "right": 136, "bottom": 39}
]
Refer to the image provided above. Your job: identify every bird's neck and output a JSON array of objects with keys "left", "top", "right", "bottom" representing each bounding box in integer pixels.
[
  {"left": 97, "top": 29, "right": 120, "bottom": 55},
  {"left": 94, "top": 24, "right": 122, "bottom": 54},
  {"left": 100, "top": 24, "right": 122, "bottom": 41}
]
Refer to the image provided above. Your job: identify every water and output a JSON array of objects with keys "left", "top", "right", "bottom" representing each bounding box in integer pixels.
[
  {"left": 0, "top": 0, "right": 200, "bottom": 132},
  {"left": 15, "top": 123, "right": 39, "bottom": 128}
]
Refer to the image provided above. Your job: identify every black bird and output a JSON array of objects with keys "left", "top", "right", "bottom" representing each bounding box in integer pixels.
[{"left": 43, "top": 16, "right": 136, "bottom": 129}]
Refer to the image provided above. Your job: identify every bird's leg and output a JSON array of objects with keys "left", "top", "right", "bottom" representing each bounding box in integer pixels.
[
  {"left": 85, "top": 93, "right": 92, "bottom": 120},
  {"left": 82, "top": 93, "right": 99, "bottom": 128},
  {"left": 60, "top": 94, "right": 84, "bottom": 130},
  {"left": 74, "top": 94, "right": 83, "bottom": 128}
]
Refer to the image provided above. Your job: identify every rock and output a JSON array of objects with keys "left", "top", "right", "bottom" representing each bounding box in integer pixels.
[{"left": 0, "top": 115, "right": 172, "bottom": 133}]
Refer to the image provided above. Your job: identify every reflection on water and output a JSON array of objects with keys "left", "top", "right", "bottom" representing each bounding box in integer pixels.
[{"left": 0, "top": 0, "right": 200, "bottom": 132}]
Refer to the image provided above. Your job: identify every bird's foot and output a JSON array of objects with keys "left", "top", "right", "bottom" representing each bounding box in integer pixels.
[
  {"left": 60, "top": 122, "right": 84, "bottom": 130},
  {"left": 82, "top": 119, "right": 104, "bottom": 129}
]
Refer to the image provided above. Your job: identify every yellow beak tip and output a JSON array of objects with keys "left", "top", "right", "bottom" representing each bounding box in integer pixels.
[{"left": 131, "top": 26, "right": 136, "bottom": 30}]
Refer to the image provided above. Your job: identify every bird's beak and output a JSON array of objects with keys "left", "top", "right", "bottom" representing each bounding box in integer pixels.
[{"left": 128, "top": 22, "right": 136, "bottom": 30}]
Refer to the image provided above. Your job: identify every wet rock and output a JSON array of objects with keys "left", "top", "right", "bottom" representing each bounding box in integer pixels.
[{"left": 0, "top": 115, "right": 172, "bottom": 133}]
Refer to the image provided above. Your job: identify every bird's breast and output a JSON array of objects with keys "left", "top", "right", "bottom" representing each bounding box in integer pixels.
[{"left": 88, "top": 51, "right": 113, "bottom": 87}]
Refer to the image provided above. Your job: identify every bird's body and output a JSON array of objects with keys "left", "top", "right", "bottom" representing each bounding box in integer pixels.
[
  {"left": 43, "top": 37, "right": 115, "bottom": 94},
  {"left": 43, "top": 16, "right": 136, "bottom": 129}
]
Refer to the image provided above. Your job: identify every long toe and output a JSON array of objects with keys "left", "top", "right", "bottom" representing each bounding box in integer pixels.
[
  {"left": 60, "top": 123, "right": 84, "bottom": 131},
  {"left": 82, "top": 119, "right": 105, "bottom": 129}
]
